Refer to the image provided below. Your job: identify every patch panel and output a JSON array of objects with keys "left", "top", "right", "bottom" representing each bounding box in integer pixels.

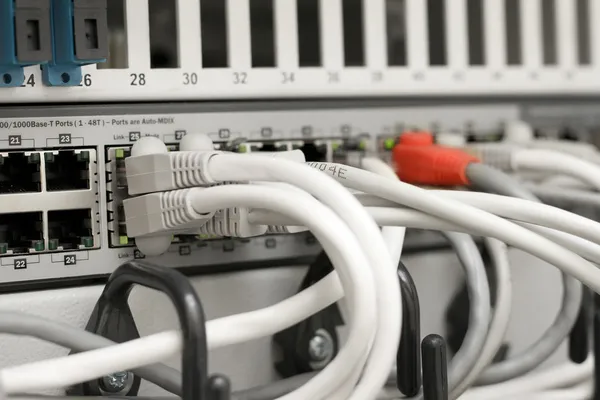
[
  {"left": 0, "top": 100, "right": 522, "bottom": 286},
  {"left": 0, "top": 0, "right": 599, "bottom": 101}
]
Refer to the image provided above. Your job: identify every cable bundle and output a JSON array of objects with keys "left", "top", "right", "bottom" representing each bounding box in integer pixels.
[{"left": 3, "top": 129, "right": 600, "bottom": 399}]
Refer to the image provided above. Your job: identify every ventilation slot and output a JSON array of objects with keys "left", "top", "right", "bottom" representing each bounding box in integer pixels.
[
  {"left": 201, "top": 0, "right": 229, "bottom": 68},
  {"left": 297, "top": 0, "right": 322, "bottom": 67},
  {"left": 250, "top": 0, "right": 276, "bottom": 67},
  {"left": 577, "top": 0, "right": 591, "bottom": 65},
  {"left": 148, "top": 0, "right": 179, "bottom": 68},
  {"left": 505, "top": 0, "right": 522, "bottom": 65},
  {"left": 385, "top": 0, "right": 407, "bottom": 66},
  {"left": 541, "top": 0, "right": 557, "bottom": 65},
  {"left": 97, "top": 0, "right": 128, "bottom": 69},
  {"left": 427, "top": 0, "right": 447, "bottom": 65},
  {"left": 342, "top": 0, "right": 365, "bottom": 66},
  {"left": 467, "top": 0, "right": 485, "bottom": 65}
]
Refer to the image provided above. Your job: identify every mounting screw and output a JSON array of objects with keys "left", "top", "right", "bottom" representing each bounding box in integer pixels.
[
  {"left": 308, "top": 329, "right": 335, "bottom": 369},
  {"left": 100, "top": 371, "right": 133, "bottom": 394}
]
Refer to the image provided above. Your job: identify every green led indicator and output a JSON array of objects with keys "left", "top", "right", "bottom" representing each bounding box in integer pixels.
[
  {"left": 48, "top": 238, "right": 59, "bottom": 250},
  {"left": 81, "top": 237, "right": 94, "bottom": 248},
  {"left": 115, "top": 148, "right": 125, "bottom": 159},
  {"left": 77, "top": 151, "right": 90, "bottom": 162},
  {"left": 119, "top": 236, "right": 129, "bottom": 245},
  {"left": 238, "top": 144, "right": 248, "bottom": 153},
  {"left": 32, "top": 240, "right": 45, "bottom": 252},
  {"left": 384, "top": 138, "right": 396, "bottom": 150},
  {"left": 0, "top": 243, "right": 8, "bottom": 254},
  {"left": 358, "top": 141, "right": 367, "bottom": 150},
  {"left": 28, "top": 153, "right": 40, "bottom": 164}
]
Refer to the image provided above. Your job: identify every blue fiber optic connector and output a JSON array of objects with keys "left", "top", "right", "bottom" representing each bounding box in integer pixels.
[
  {"left": 0, "top": 0, "right": 52, "bottom": 87},
  {"left": 42, "top": 0, "right": 108, "bottom": 86}
]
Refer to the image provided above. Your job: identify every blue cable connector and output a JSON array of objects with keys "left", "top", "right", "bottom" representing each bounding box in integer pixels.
[
  {"left": 0, "top": 0, "right": 52, "bottom": 87},
  {"left": 42, "top": 0, "right": 108, "bottom": 86}
]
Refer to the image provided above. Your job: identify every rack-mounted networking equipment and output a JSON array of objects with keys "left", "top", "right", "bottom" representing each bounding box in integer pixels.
[
  {"left": 1, "top": 98, "right": 598, "bottom": 288},
  {"left": 0, "top": 0, "right": 599, "bottom": 102},
  {"left": 0, "top": 100, "right": 522, "bottom": 288}
]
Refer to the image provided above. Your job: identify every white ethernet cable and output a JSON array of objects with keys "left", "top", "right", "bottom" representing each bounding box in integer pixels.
[
  {"left": 451, "top": 239, "right": 512, "bottom": 398},
  {"left": 247, "top": 207, "right": 588, "bottom": 398},
  {"left": 1, "top": 184, "right": 378, "bottom": 397},
  {"left": 187, "top": 185, "right": 378, "bottom": 400},
  {"left": 353, "top": 157, "right": 406, "bottom": 400},
  {"left": 0, "top": 331, "right": 181, "bottom": 395},
  {"left": 123, "top": 136, "right": 600, "bottom": 397},
  {"left": 356, "top": 190, "right": 600, "bottom": 264},
  {"left": 466, "top": 140, "right": 600, "bottom": 191},
  {"left": 125, "top": 136, "right": 401, "bottom": 400},
  {"left": 301, "top": 162, "right": 600, "bottom": 294},
  {"left": 513, "top": 149, "right": 600, "bottom": 191},
  {"left": 130, "top": 184, "right": 379, "bottom": 400},
  {"left": 361, "top": 157, "right": 407, "bottom": 263},
  {"left": 460, "top": 358, "right": 593, "bottom": 400},
  {"left": 502, "top": 120, "right": 600, "bottom": 162},
  {"left": 427, "top": 190, "right": 600, "bottom": 246},
  {"left": 3, "top": 201, "right": 587, "bottom": 398}
]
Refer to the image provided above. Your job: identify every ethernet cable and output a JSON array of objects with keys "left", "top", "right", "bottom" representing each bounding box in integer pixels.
[
  {"left": 300, "top": 161, "right": 600, "bottom": 293},
  {"left": 527, "top": 182, "right": 600, "bottom": 208},
  {"left": 124, "top": 135, "right": 600, "bottom": 396},
  {"left": 186, "top": 185, "right": 378, "bottom": 400},
  {"left": 441, "top": 233, "right": 491, "bottom": 397},
  {"left": 126, "top": 136, "right": 402, "bottom": 400},
  {"left": 0, "top": 184, "right": 380, "bottom": 399},
  {"left": 356, "top": 157, "right": 410, "bottom": 397},
  {"left": 361, "top": 157, "right": 407, "bottom": 262},
  {"left": 189, "top": 184, "right": 380, "bottom": 400},
  {"left": 0, "top": 202, "right": 587, "bottom": 398},
  {"left": 355, "top": 190, "right": 600, "bottom": 264},
  {"left": 0, "top": 310, "right": 358, "bottom": 400},
  {"left": 361, "top": 158, "right": 491, "bottom": 399},
  {"left": 462, "top": 163, "right": 582, "bottom": 387},
  {"left": 451, "top": 239, "right": 512, "bottom": 399},
  {"left": 467, "top": 140, "right": 600, "bottom": 191},
  {"left": 0, "top": 311, "right": 181, "bottom": 394},
  {"left": 460, "top": 358, "right": 593, "bottom": 400},
  {"left": 248, "top": 205, "right": 589, "bottom": 395},
  {"left": 502, "top": 120, "right": 600, "bottom": 163},
  {"left": 249, "top": 206, "right": 588, "bottom": 395}
]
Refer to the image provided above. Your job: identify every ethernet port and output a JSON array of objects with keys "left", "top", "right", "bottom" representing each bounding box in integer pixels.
[
  {"left": 299, "top": 141, "right": 327, "bottom": 162},
  {"left": 0, "top": 152, "right": 41, "bottom": 194},
  {"left": 250, "top": 142, "right": 288, "bottom": 152},
  {"left": 45, "top": 150, "right": 90, "bottom": 191},
  {"left": 48, "top": 209, "right": 94, "bottom": 250},
  {"left": 0, "top": 212, "right": 44, "bottom": 255}
]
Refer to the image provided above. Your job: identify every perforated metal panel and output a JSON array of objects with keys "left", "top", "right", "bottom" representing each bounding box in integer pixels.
[{"left": 0, "top": 0, "right": 598, "bottom": 103}]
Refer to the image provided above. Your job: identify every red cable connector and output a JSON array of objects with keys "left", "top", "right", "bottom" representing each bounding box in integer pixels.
[{"left": 393, "top": 132, "right": 480, "bottom": 186}]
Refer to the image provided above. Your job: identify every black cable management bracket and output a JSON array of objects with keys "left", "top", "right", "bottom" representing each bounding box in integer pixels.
[{"left": 68, "top": 260, "right": 230, "bottom": 400}]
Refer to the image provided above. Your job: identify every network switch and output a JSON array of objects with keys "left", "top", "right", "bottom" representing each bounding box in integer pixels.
[{"left": 0, "top": 99, "right": 587, "bottom": 288}]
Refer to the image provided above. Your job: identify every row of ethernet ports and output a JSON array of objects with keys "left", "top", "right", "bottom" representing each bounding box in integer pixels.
[
  {"left": 0, "top": 149, "right": 92, "bottom": 194},
  {"left": 0, "top": 209, "right": 97, "bottom": 256},
  {"left": 106, "top": 137, "right": 368, "bottom": 247}
]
